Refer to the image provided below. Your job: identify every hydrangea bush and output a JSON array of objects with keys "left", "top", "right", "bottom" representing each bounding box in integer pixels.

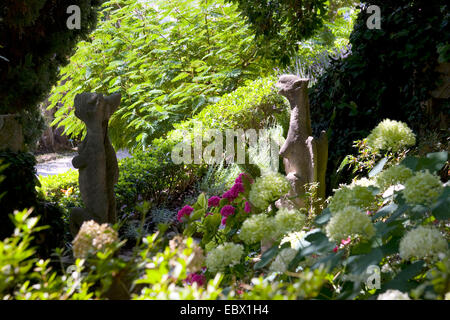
[
  {"left": 174, "top": 120, "right": 448, "bottom": 300},
  {"left": 2, "top": 121, "right": 448, "bottom": 300}
]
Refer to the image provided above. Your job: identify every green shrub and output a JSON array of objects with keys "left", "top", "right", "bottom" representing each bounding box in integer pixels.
[
  {"left": 309, "top": 1, "right": 450, "bottom": 190},
  {"left": 0, "top": 0, "right": 101, "bottom": 114},
  {"left": 0, "top": 151, "right": 38, "bottom": 239},
  {"left": 49, "top": 0, "right": 276, "bottom": 150},
  {"left": 172, "top": 76, "right": 289, "bottom": 133},
  {"left": 116, "top": 141, "right": 200, "bottom": 212}
]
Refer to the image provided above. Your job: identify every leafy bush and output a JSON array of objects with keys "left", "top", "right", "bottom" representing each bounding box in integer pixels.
[
  {"left": 0, "top": 151, "right": 38, "bottom": 239},
  {"left": 171, "top": 76, "right": 288, "bottom": 133},
  {"left": 309, "top": 1, "right": 450, "bottom": 190},
  {"left": 174, "top": 119, "right": 449, "bottom": 299},
  {"left": 0, "top": 0, "right": 101, "bottom": 114},
  {"left": 0, "top": 210, "right": 223, "bottom": 299},
  {"left": 49, "top": 0, "right": 276, "bottom": 150},
  {"left": 3, "top": 121, "right": 449, "bottom": 300},
  {"left": 282, "top": 5, "right": 357, "bottom": 83},
  {"left": 115, "top": 141, "right": 200, "bottom": 212}
]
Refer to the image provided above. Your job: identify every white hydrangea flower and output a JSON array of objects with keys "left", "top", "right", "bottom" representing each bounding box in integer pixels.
[
  {"left": 280, "top": 231, "right": 309, "bottom": 250},
  {"left": 328, "top": 185, "right": 376, "bottom": 214},
  {"left": 274, "top": 208, "right": 307, "bottom": 238},
  {"left": 376, "top": 165, "right": 413, "bottom": 191},
  {"left": 326, "top": 206, "right": 375, "bottom": 242},
  {"left": 402, "top": 170, "right": 444, "bottom": 206},
  {"left": 366, "top": 119, "right": 416, "bottom": 152},
  {"left": 205, "top": 242, "right": 244, "bottom": 273},
  {"left": 377, "top": 290, "right": 411, "bottom": 300},
  {"left": 399, "top": 226, "right": 448, "bottom": 261},
  {"left": 248, "top": 172, "right": 290, "bottom": 210},
  {"left": 269, "top": 248, "right": 297, "bottom": 273},
  {"left": 72, "top": 220, "right": 118, "bottom": 259},
  {"left": 351, "top": 177, "right": 377, "bottom": 188},
  {"left": 239, "top": 214, "right": 275, "bottom": 244}
]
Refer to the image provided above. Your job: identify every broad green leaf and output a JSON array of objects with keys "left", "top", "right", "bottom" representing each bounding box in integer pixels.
[
  {"left": 368, "top": 157, "right": 388, "bottom": 177},
  {"left": 254, "top": 245, "right": 279, "bottom": 270}
]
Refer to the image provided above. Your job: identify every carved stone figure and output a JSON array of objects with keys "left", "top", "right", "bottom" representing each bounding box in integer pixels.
[
  {"left": 69, "top": 92, "right": 121, "bottom": 236},
  {"left": 276, "top": 75, "right": 328, "bottom": 209}
]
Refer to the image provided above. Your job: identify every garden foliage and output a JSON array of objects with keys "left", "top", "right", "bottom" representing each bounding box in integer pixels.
[
  {"left": 227, "top": 0, "right": 357, "bottom": 65},
  {"left": 309, "top": 0, "right": 450, "bottom": 189},
  {"left": 49, "top": 0, "right": 276, "bottom": 150},
  {"left": 2, "top": 120, "right": 449, "bottom": 300},
  {"left": 0, "top": 0, "right": 101, "bottom": 114},
  {"left": 39, "top": 76, "right": 289, "bottom": 221}
]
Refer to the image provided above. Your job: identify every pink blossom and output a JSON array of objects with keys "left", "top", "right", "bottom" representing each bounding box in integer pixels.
[
  {"left": 208, "top": 196, "right": 221, "bottom": 207},
  {"left": 244, "top": 201, "right": 251, "bottom": 213},
  {"left": 221, "top": 216, "right": 228, "bottom": 225},
  {"left": 333, "top": 246, "right": 338, "bottom": 253},
  {"left": 184, "top": 273, "right": 206, "bottom": 286},
  {"left": 341, "top": 236, "right": 351, "bottom": 246},
  {"left": 177, "top": 205, "right": 194, "bottom": 222},
  {"left": 205, "top": 212, "right": 213, "bottom": 217},
  {"left": 220, "top": 205, "right": 235, "bottom": 217},
  {"left": 222, "top": 183, "right": 244, "bottom": 202}
]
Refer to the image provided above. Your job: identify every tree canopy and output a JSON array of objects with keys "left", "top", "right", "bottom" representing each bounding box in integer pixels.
[{"left": 0, "top": 0, "right": 102, "bottom": 114}]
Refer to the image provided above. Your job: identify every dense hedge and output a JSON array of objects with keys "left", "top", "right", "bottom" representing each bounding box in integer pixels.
[
  {"left": 0, "top": 151, "right": 38, "bottom": 239},
  {"left": 0, "top": 151, "right": 66, "bottom": 255},
  {"left": 0, "top": 0, "right": 101, "bottom": 113},
  {"left": 309, "top": 0, "right": 450, "bottom": 190}
]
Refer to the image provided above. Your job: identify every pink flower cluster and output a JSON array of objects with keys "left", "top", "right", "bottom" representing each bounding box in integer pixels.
[
  {"left": 177, "top": 205, "right": 194, "bottom": 222},
  {"left": 208, "top": 196, "right": 221, "bottom": 207},
  {"left": 222, "top": 182, "right": 244, "bottom": 202},
  {"left": 184, "top": 273, "right": 206, "bottom": 286}
]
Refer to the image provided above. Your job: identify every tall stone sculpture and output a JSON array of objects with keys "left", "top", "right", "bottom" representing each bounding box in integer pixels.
[
  {"left": 69, "top": 92, "right": 121, "bottom": 236},
  {"left": 276, "top": 75, "right": 328, "bottom": 209}
]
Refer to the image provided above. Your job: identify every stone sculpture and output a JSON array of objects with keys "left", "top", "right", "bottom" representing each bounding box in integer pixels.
[
  {"left": 276, "top": 75, "right": 328, "bottom": 209},
  {"left": 69, "top": 92, "right": 121, "bottom": 236}
]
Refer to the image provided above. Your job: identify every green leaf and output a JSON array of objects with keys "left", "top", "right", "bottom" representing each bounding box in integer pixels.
[
  {"left": 350, "top": 240, "right": 374, "bottom": 255},
  {"left": 372, "top": 203, "right": 398, "bottom": 221},
  {"left": 204, "top": 213, "right": 221, "bottom": 230},
  {"left": 310, "top": 250, "right": 345, "bottom": 271},
  {"left": 314, "top": 208, "right": 331, "bottom": 226},
  {"left": 401, "top": 152, "right": 448, "bottom": 173},
  {"left": 194, "top": 192, "right": 207, "bottom": 210},
  {"left": 171, "top": 72, "right": 190, "bottom": 82},
  {"left": 190, "top": 209, "right": 205, "bottom": 221},
  {"left": 368, "top": 157, "right": 388, "bottom": 177},
  {"left": 346, "top": 248, "right": 383, "bottom": 275},
  {"left": 431, "top": 186, "right": 450, "bottom": 220},
  {"left": 183, "top": 222, "right": 197, "bottom": 237},
  {"left": 381, "top": 261, "right": 425, "bottom": 292},
  {"left": 337, "top": 155, "right": 350, "bottom": 173},
  {"left": 254, "top": 245, "right": 279, "bottom": 269}
]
